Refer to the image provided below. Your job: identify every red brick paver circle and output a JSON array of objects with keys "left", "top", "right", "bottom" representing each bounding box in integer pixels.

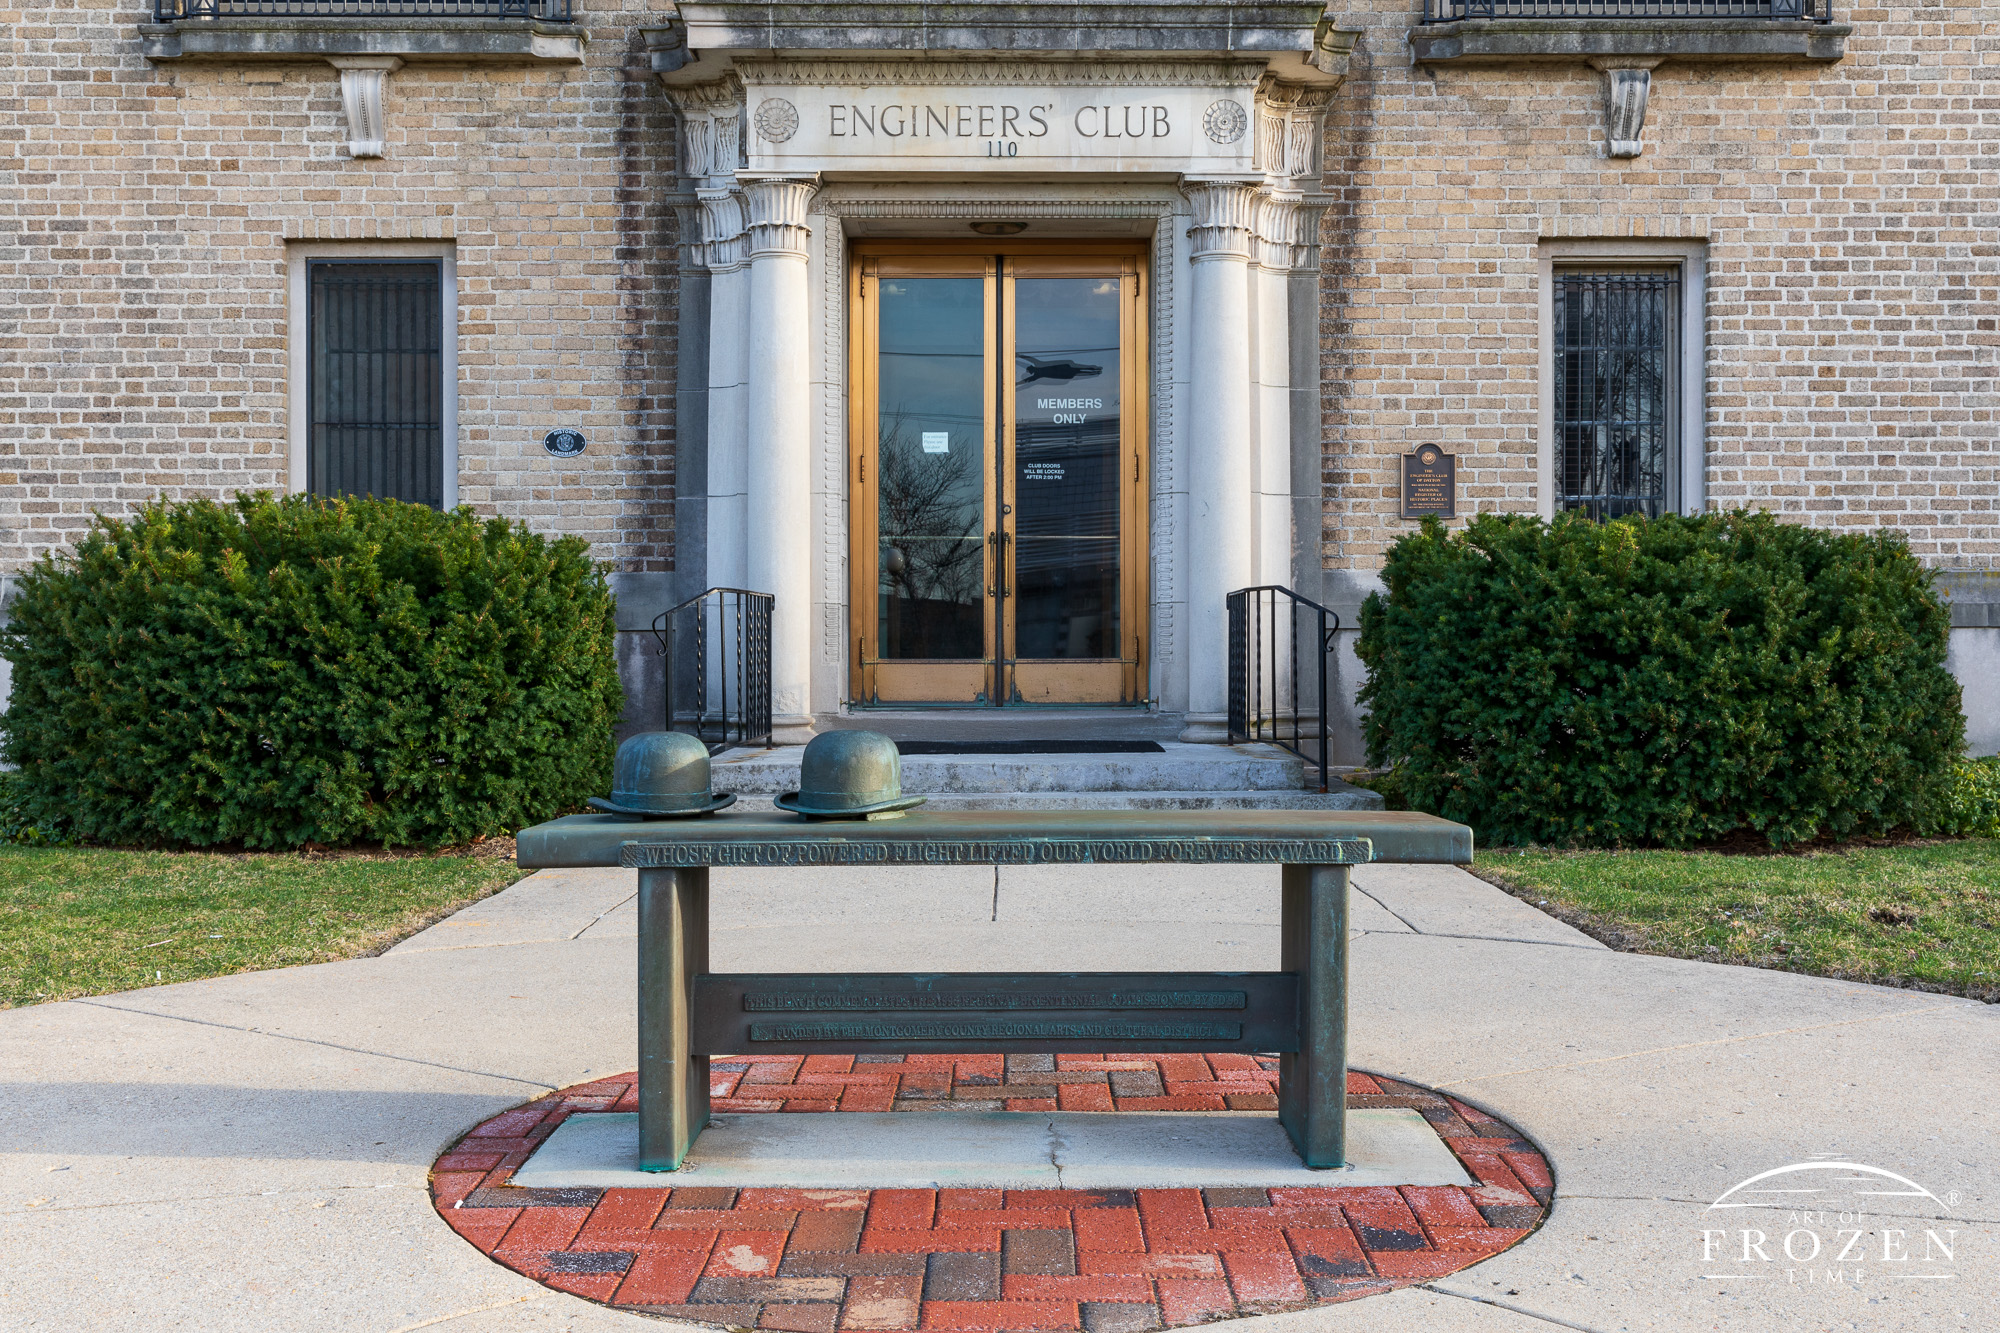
[{"left": 431, "top": 1055, "right": 1552, "bottom": 1328}]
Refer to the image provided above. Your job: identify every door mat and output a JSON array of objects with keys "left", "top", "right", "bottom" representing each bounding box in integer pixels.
[
  {"left": 895, "top": 741, "right": 1167, "bottom": 755},
  {"left": 432, "top": 1055, "right": 1551, "bottom": 1327}
]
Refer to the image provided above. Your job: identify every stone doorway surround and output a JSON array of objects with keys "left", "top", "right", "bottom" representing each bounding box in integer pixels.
[{"left": 645, "top": 3, "right": 1358, "bottom": 742}]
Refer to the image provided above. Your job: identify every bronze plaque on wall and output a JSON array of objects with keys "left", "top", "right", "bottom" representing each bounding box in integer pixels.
[{"left": 1400, "top": 446, "right": 1456, "bottom": 519}]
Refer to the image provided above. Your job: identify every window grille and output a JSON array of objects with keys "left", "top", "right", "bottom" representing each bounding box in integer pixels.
[
  {"left": 1554, "top": 269, "right": 1680, "bottom": 521},
  {"left": 308, "top": 261, "right": 445, "bottom": 508}
]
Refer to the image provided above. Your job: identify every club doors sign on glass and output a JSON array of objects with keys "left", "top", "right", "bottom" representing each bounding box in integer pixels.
[{"left": 1401, "top": 447, "right": 1455, "bottom": 519}]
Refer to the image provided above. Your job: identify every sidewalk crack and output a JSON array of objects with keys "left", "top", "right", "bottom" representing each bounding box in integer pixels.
[
  {"left": 1560, "top": 1193, "right": 1997, "bottom": 1224},
  {"left": 1351, "top": 883, "right": 1421, "bottom": 933},
  {"left": 1415, "top": 1284, "right": 1611, "bottom": 1333},
  {"left": 71, "top": 999, "right": 554, "bottom": 1090},
  {"left": 570, "top": 890, "right": 638, "bottom": 940},
  {"left": 1047, "top": 1116, "right": 1068, "bottom": 1188}
]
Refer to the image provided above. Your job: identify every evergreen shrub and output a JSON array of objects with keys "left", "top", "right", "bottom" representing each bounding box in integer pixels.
[
  {"left": 1939, "top": 757, "right": 2000, "bottom": 838},
  {"left": 1, "top": 494, "right": 620, "bottom": 849},
  {"left": 1355, "top": 511, "right": 1964, "bottom": 847}
]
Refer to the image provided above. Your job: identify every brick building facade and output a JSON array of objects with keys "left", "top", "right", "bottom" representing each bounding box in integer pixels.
[{"left": 1, "top": 0, "right": 1993, "bottom": 752}]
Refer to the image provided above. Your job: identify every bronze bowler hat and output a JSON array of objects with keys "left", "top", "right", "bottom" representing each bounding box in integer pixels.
[
  {"left": 774, "top": 730, "right": 927, "bottom": 820},
  {"left": 588, "top": 731, "right": 736, "bottom": 819}
]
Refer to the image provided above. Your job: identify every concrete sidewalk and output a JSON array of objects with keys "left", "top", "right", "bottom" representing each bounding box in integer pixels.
[{"left": 3, "top": 860, "right": 1994, "bottom": 1332}]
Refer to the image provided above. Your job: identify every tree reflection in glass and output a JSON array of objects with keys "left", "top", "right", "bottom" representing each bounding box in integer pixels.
[{"left": 877, "top": 278, "right": 986, "bottom": 659}]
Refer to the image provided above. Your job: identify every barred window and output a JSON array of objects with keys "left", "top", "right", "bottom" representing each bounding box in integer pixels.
[
  {"left": 308, "top": 261, "right": 444, "bottom": 508},
  {"left": 1554, "top": 269, "right": 1680, "bottom": 520}
]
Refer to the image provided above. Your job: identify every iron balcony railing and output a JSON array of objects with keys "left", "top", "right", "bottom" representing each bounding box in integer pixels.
[
  {"left": 653, "top": 587, "right": 774, "bottom": 753},
  {"left": 1422, "top": 0, "right": 1831, "bottom": 19},
  {"left": 154, "top": 0, "right": 574, "bottom": 20},
  {"left": 1226, "top": 585, "right": 1341, "bottom": 795}
]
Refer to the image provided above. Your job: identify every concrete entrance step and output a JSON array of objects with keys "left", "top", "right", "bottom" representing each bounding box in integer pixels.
[
  {"left": 726, "top": 788, "right": 1382, "bottom": 812},
  {"left": 814, "top": 709, "right": 1185, "bottom": 743},
  {"left": 710, "top": 741, "right": 1385, "bottom": 811},
  {"left": 716, "top": 741, "right": 1299, "bottom": 795}
]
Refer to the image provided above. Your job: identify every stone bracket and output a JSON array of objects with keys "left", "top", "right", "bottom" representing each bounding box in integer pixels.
[
  {"left": 330, "top": 57, "right": 400, "bottom": 159},
  {"left": 1591, "top": 58, "right": 1660, "bottom": 159},
  {"left": 1407, "top": 19, "right": 1849, "bottom": 160}
]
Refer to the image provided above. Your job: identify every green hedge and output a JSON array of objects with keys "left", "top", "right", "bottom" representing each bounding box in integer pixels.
[
  {"left": 1, "top": 494, "right": 620, "bottom": 849},
  {"left": 1939, "top": 757, "right": 2000, "bottom": 838},
  {"left": 1355, "top": 511, "right": 1964, "bottom": 848}
]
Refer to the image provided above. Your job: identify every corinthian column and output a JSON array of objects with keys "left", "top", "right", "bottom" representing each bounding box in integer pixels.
[
  {"left": 1253, "top": 190, "right": 1300, "bottom": 594},
  {"left": 740, "top": 175, "right": 819, "bottom": 740},
  {"left": 1180, "top": 179, "right": 1262, "bottom": 738},
  {"left": 701, "top": 186, "right": 749, "bottom": 592}
]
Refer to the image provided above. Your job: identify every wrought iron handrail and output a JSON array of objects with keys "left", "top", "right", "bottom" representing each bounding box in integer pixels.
[
  {"left": 653, "top": 588, "right": 773, "bottom": 753},
  {"left": 1227, "top": 585, "right": 1341, "bottom": 795},
  {"left": 1422, "top": 0, "right": 1831, "bottom": 19},
  {"left": 153, "top": 0, "right": 575, "bottom": 20}
]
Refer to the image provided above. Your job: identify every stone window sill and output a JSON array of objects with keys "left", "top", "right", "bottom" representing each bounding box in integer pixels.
[
  {"left": 139, "top": 17, "right": 586, "bottom": 64},
  {"left": 1410, "top": 18, "right": 1849, "bottom": 65}
]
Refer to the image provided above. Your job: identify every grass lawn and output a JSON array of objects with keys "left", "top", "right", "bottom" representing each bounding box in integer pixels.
[
  {"left": 0, "top": 845, "right": 525, "bottom": 1008},
  {"left": 1474, "top": 839, "right": 2000, "bottom": 1002}
]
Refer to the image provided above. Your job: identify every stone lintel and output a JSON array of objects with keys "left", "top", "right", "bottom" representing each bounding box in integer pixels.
[
  {"left": 670, "top": 0, "right": 1330, "bottom": 52},
  {"left": 138, "top": 18, "right": 586, "bottom": 64},
  {"left": 1409, "top": 18, "right": 1850, "bottom": 65},
  {"left": 647, "top": 1, "right": 1353, "bottom": 84}
]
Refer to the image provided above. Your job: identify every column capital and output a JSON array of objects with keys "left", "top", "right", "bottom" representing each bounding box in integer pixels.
[
  {"left": 696, "top": 186, "right": 748, "bottom": 272},
  {"left": 1254, "top": 191, "right": 1303, "bottom": 271},
  {"left": 667, "top": 75, "right": 745, "bottom": 185},
  {"left": 740, "top": 175, "right": 820, "bottom": 260},
  {"left": 1289, "top": 199, "right": 1329, "bottom": 275},
  {"left": 1253, "top": 76, "right": 1335, "bottom": 190},
  {"left": 1181, "top": 178, "right": 1262, "bottom": 262}
]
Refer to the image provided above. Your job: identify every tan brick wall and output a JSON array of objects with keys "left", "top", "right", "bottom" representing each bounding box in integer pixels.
[
  {"left": 2, "top": 5, "right": 1994, "bottom": 582},
  {"left": 0, "top": 0, "right": 680, "bottom": 572},
  {"left": 1317, "top": 4, "right": 2000, "bottom": 571}
]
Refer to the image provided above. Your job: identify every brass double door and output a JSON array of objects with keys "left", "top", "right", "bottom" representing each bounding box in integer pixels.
[{"left": 850, "top": 243, "right": 1148, "bottom": 706}]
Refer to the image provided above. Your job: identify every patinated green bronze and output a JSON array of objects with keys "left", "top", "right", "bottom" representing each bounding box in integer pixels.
[
  {"left": 587, "top": 730, "right": 735, "bottom": 818},
  {"left": 515, "top": 805, "right": 1473, "bottom": 1176},
  {"left": 773, "top": 729, "right": 926, "bottom": 818},
  {"left": 518, "top": 808, "right": 1468, "bottom": 868}
]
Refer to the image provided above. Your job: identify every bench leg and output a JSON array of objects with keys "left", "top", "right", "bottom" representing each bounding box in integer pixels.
[
  {"left": 638, "top": 865, "right": 710, "bottom": 1171},
  {"left": 1279, "top": 862, "right": 1348, "bottom": 1168}
]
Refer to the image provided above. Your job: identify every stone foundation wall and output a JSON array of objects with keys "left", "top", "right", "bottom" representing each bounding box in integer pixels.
[
  {"left": 1316, "top": 3, "right": 1999, "bottom": 571},
  {"left": 0, "top": 4, "right": 679, "bottom": 573}
]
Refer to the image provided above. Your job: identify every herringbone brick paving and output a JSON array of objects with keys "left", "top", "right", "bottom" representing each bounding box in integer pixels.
[{"left": 432, "top": 1055, "right": 1552, "bottom": 1327}]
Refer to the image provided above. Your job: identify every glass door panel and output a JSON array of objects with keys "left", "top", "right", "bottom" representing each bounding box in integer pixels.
[
  {"left": 850, "top": 244, "right": 1145, "bottom": 707},
  {"left": 877, "top": 276, "right": 987, "bottom": 661},
  {"left": 1005, "top": 271, "right": 1131, "bottom": 703}
]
